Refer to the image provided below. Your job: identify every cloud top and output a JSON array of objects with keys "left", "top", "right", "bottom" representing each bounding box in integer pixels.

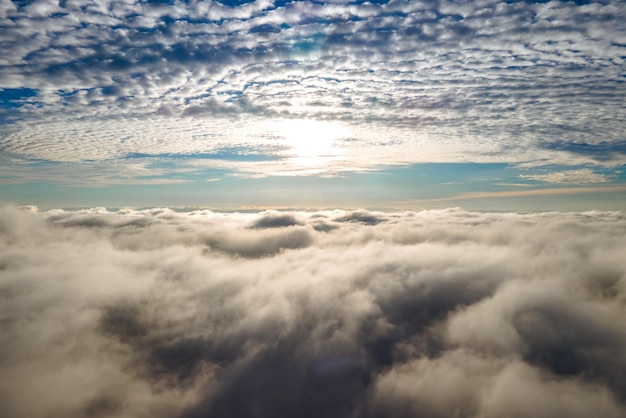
[{"left": 1, "top": 205, "right": 626, "bottom": 417}]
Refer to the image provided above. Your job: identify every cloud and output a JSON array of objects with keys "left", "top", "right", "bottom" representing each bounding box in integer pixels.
[
  {"left": 249, "top": 210, "right": 304, "bottom": 228},
  {"left": 401, "top": 184, "right": 626, "bottom": 204},
  {"left": 1, "top": 205, "right": 626, "bottom": 417},
  {"left": 520, "top": 168, "right": 610, "bottom": 184},
  {"left": 333, "top": 209, "right": 386, "bottom": 225},
  {"left": 1, "top": 0, "right": 625, "bottom": 181}
]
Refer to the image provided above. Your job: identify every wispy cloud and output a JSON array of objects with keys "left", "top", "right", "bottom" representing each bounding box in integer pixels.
[
  {"left": 414, "top": 184, "right": 626, "bottom": 201},
  {"left": 520, "top": 168, "right": 610, "bottom": 184}
]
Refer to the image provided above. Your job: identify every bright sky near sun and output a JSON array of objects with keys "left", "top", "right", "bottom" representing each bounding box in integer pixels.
[{"left": 1, "top": 0, "right": 625, "bottom": 209}]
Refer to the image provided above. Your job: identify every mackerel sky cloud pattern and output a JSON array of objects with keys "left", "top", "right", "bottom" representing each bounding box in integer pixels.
[{"left": 1, "top": 0, "right": 625, "bottom": 188}]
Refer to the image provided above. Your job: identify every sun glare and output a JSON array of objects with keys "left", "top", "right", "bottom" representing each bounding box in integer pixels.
[{"left": 271, "top": 119, "right": 351, "bottom": 168}]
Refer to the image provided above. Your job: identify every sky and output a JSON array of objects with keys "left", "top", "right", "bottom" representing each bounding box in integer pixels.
[
  {"left": 1, "top": 0, "right": 625, "bottom": 210},
  {"left": 2, "top": 3, "right": 626, "bottom": 415},
  {"left": 2, "top": 205, "right": 626, "bottom": 417}
]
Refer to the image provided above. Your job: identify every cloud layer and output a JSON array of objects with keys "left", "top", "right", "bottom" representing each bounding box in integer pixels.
[
  {"left": 1, "top": 0, "right": 625, "bottom": 181},
  {"left": 1, "top": 205, "right": 626, "bottom": 417}
]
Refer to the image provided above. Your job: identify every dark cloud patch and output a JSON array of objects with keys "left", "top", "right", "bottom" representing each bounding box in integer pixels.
[
  {"left": 513, "top": 303, "right": 626, "bottom": 400},
  {"left": 82, "top": 395, "right": 122, "bottom": 418},
  {"left": 1, "top": 206, "right": 626, "bottom": 417},
  {"left": 182, "top": 329, "right": 372, "bottom": 418},
  {"left": 312, "top": 220, "right": 339, "bottom": 232},
  {"left": 249, "top": 211, "right": 304, "bottom": 229},
  {"left": 374, "top": 268, "right": 500, "bottom": 338},
  {"left": 204, "top": 226, "right": 313, "bottom": 257},
  {"left": 49, "top": 214, "right": 113, "bottom": 228},
  {"left": 99, "top": 303, "right": 248, "bottom": 388},
  {"left": 99, "top": 304, "right": 148, "bottom": 344},
  {"left": 334, "top": 210, "right": 386, "bottom": 225},
  {"left": 143, "top": 336, "right": 220, "bottom": 386},
  {"left": 47, "top": 211, "right": 155, "bottom": 230}
]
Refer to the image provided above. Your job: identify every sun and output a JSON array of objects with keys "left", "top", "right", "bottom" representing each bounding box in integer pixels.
[{"left": 272, "top": 119, "right": 351, "bottom": 167}]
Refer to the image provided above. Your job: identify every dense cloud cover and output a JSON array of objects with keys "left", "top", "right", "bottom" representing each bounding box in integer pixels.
[
  {"left": 0, "top": 0, "right": 625, "bottom": 182},
  {"left": 1, "top": 204, "right": 626, "bottom": 417}
]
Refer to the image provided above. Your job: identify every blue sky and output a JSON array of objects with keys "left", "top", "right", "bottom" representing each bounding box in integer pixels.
[{"left": 1, "top": 0, "right": 625, "bottom": 210}]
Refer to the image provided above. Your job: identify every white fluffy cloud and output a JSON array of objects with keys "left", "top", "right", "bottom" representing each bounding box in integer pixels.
[{"left": 1, "top": 205, "right": 625, "bottom": 417}]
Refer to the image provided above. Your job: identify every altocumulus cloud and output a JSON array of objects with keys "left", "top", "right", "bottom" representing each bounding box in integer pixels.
[
  {"left": 1, "top": 205, "right": 626, "bottom": 417},
  {"left": 1, "top": 0, "right": 625, "bottom": 179}
]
